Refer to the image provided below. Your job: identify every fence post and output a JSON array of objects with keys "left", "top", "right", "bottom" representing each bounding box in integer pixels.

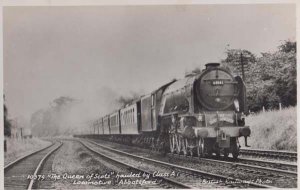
[
  {"left": 4, "top": 139, "right": 7, "bottom": 152},
  {"left": 279, "top": 103, "right": 282, "bottom": 110}
]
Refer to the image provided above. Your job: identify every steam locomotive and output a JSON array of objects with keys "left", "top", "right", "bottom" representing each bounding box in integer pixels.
[{"left": 78, "top": 63, "right": 250, "bottom": 159}]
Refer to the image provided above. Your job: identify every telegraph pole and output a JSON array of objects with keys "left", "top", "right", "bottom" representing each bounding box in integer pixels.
[{"left": 240, "top": 52, "right": 245, "bottom": 81}]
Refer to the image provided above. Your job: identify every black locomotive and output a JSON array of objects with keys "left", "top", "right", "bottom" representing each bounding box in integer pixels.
[{"left": 78, "top": 63, "right": 250, "bottom": 159}]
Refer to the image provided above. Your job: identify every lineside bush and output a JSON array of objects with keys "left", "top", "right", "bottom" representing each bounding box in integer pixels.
[
  {"left": 4, "top": 137, "right": 51, "bottom": 165},
  {"left": 245, "top": 106, "right": 297, "bottom": 151}
]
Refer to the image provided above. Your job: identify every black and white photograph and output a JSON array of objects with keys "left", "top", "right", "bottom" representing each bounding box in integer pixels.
[{"left": 2, "top": 1, "right": 297, "bottom": 189}]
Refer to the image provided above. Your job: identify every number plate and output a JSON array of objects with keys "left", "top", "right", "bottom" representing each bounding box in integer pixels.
[{"left": 212, "top": 80, "right": 224, "bottom": 86}]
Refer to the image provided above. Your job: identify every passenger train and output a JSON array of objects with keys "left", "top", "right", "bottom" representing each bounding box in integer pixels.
[{"left": 77, "top": 63, "right": 251, "bottom": 159}]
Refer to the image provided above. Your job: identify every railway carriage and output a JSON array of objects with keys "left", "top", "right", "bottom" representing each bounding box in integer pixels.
[
  {"left": 140, "top": 94, "right": 153, "bottom": 132},
  {"left": 109, "top": 111, "right": 121, "bottom": 134},
  {"left": 120, "top": 102, "right": 140, "bottom": 134},
  {"left": 103, "top": 115, "right": 110, "bottom": 135},
  {"left": 89, "top": 123, "right": 95, "bottom": 134},
  {"left": 93, "top": 120, "right": 98, "bottom": 134},
  {"left": 98, "top": 118, "right": 104, "bottom": 135}
]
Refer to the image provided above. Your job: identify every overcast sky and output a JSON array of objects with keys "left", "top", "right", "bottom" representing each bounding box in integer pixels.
[{"left": 3, "top": 4, "right": 296, "bottom": 122}]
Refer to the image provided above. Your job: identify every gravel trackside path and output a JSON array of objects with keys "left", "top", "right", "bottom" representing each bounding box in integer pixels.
[
  {"left": 51, "top": 140, "right": 116, "bottom": 189},
  {"left": 51, "top": 140, "right": 150, "bottom": 189}
]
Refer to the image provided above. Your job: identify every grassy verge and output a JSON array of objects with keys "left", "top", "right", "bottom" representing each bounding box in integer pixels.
[
  {"left": 4, "top": 137, "right": 52, "bottom": 165},
  {"left": 244, "top": 106, "right": 297, "bottom": 151}
]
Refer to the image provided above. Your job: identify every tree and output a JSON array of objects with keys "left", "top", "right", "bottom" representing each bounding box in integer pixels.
[
  {"left": 4, "top": 95, "right": 11, "bottom": 137},
  {"left": 223, "top": 49, "right": 256, "bottom": 80},
  {"left": 255, "top": 40, "right": 296, "bottom": 108},
  {"left": 222, "top": 40, "right": 296, "bottom": 112},
  {"left": 278, "top": 40, "right": 296, "bottom": 53},
  {"left": 274, "top": 40, "right": 297, "bottom": 106}
]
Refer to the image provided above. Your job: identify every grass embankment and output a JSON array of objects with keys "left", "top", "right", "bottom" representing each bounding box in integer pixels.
[
  {"left": 4, "top": 137, "right": 52, "bottom": 165},
  {"left": 245, "top": 107, "right": 297, "bottom": 151}
]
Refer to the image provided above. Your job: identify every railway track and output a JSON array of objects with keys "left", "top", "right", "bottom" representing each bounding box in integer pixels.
[
  {"left": 4, "top": 141, "right": 63, "bottom": 190},
  {"left": 240, "top": 148, "right": 297, "bottom": 162},
  {"left": 171, "top": 154, "right": 297, "bottom": 173},
  {"left": 168, "top": 153, "right": 297, "bottom": 188},
  {"left": 87, "top": 138, "right": 297, "bottom": 188},
  {"left": 233, "top": 157, "right": 297, "bottom": 172},
  {"left": 78, "top": 140, "right": 193, "bottom": 189},
  {"left": 80, "top": 139, "right": 273, "bottom": 188}
]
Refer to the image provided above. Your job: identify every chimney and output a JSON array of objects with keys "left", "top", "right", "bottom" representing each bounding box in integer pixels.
[{"left": 205, "top": 63, "right": 220, "bottom": 69}]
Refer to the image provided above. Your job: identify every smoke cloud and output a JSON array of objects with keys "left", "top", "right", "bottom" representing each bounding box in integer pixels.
[{"left": 30, "top": 86, "right": 145, "bottom": 136}]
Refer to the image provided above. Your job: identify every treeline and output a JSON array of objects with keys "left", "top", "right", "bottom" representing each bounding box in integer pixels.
[
  {"left": 4, "top": 95, "right": 11, "bottom": 137},
  {"left": 221, "top": 40, "right": 296, "bottom": 112}
]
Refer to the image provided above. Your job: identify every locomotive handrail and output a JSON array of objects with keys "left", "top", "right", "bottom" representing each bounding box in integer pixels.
[
  {"left": 203, "top": 79, "right": 233, "bottom": 81},
  {"left": 207, "top": 93, "right": 239, "bottom": 97},
  {"left": 224, "top": 81, "right": 238, "bottom": 84}
]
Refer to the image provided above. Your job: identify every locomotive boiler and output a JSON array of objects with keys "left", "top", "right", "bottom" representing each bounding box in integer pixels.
[{"left": 78, "top": 62, "right": 250, "bottom": 159}]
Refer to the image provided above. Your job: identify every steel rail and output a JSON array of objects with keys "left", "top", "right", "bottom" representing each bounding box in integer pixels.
[
  {"left": 27, "top": 141, "right": 63, "bottom": 190},
  {"left": 241, "top": 148, "right": 297, "bottom": 155},
  {"left": 180, "top": 155, "right": 298, "bottom": 176},
  {"left": 237, "top": 157, "right": 297, "bottom": 172},
  {"left": 83, "top": 139, "right": 273, "bottom": 188},
  {"left": 240, "top": 148, "right": 297, "bottom": 161}
]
